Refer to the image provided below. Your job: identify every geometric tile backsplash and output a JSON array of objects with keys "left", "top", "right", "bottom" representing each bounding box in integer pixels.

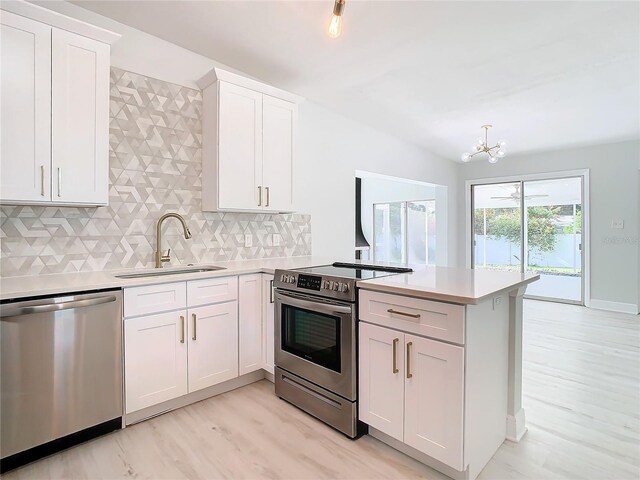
[{"left": 0, "top": 67, "right": 311, "bottom": 277}]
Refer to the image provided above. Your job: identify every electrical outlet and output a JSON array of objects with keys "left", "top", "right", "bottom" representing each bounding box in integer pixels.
[
  {"left": 244, "top": 234, "right": 253, "bottom": 247},
  {"left": 272, "top": 234, "right": 281, "bottom": 246},
  {"left": 493, "top": 296, "right": 503, "bottom": 310},
  {"left": 611, "top": 219, "right": 624, "bottom": 229}
]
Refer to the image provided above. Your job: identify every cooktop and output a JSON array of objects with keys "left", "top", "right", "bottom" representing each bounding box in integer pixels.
[{"left": 292, "top": 262, "right": 412, "bottom": 280}]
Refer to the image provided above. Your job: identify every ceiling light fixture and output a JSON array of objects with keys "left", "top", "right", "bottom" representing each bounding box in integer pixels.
[
  {"left": 461, "top": 125, "right": 507, "bottom": 163},
  {"left": 328, "top": 0, "right": 345, "bottom": 38}
]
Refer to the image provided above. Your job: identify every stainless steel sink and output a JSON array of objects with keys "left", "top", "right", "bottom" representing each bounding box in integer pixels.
[{"left": 114, "top": 266, "right": 225, "bottom": 279}]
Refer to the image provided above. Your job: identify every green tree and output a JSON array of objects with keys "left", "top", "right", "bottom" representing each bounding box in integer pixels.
[
  {"left": 563, "top": 207, "right": 582, "bottom": 234},
  {"left": 475, "top": 206, "right": 559, "bottom": 253}
]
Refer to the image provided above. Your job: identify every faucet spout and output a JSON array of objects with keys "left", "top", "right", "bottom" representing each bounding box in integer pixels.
[{"left": 155, "top": 213, "right": 192, "bottom": 268}]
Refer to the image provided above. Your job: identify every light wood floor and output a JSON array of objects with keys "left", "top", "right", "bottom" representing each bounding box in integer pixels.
[{"left": 4, "top": 300, "right": 639, "bottom": 480}]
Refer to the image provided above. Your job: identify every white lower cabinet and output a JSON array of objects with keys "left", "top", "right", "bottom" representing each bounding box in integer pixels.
[
  {"left": 124, "top": 274, "right": 274, "bottom": 415},
  {"left": 239, "top": 274, "right": 263, "bottom": 375},
  {"left": 262, "top": 274, "right": 275, "bottom": 374},
  {"left": 187, "top": 302, "right": 238, "bottom": 392},
  {"left": 404, "top": 334, "right": 464, "bottom": 469},
  {"left": 359, "top": 322, "right": 465, "bottom": 471},
  {"left": 124, "top": 276, "right": 243, "bottom": 415},
  {"left": 358, "top": 322, "right": 404, "bottom": 441},
  {"left": 125, "top": 310, "right": 188, "bottom": 413}
]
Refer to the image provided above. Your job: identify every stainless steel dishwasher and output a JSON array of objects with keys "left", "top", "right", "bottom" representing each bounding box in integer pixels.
[{"left": 0, "top": 289, "right": 123, "bottom": 472}]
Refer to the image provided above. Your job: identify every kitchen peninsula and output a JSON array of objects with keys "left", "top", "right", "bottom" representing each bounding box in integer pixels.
[{"left": 357, "top": 266, "right": 538, "bottom": 480}]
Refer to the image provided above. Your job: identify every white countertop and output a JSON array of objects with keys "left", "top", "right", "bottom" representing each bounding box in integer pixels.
[
  {"left": 1, "top": 257, "right": 538, "bottom": 304},
  {"left": 0, "top": 256, "right": 335, "bottom": 301},
  {"left": 357, "top": 266, "right": 539, "bottom": 305}
]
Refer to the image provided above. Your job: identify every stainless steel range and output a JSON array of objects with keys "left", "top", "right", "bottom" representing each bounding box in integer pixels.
[{"left": 273, "top": 262, "right": 412, "bottom": 438}]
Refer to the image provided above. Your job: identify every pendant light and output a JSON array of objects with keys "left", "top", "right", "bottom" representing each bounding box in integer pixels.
[
  {"left": 328, "top": 0, "right": 346, "bottom": 38},
  {"left": 461, "top": 125, "right": 507, "bottom": 163}
]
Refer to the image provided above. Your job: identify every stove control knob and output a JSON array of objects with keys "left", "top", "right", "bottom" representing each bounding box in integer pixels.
[
  {"left": 339, "top": 283, "right": 349, "bottom": 293},
  {"left": 322, "top": 280, "right": 330, "bottom": 290},
  {"left": 280, "top": 274, "right": 285, "bottom": 282},
  {"left": 289, "top": 275, "right": 296, "bottom": 284},
  {"left": 333, "top": 282, "right": 339, "bottom": 291}
]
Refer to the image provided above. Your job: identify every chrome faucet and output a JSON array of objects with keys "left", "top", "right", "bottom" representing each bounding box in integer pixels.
[{"left": 155, "top": 213, "right": 192, "bottom": 268}]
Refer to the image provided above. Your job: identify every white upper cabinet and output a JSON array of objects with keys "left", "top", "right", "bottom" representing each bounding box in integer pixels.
[
  {"left": 51, "top": 29, "right": 110, "bottom": 204},
  {"left": 216, "top": 82, "right": 263, "bottom": 210},
  {"left": 199, "top": 68, "right": 302, "bottom": 213},
  {"left": 262, "top": 95, "right": 296, "bottom": 212},
  {"left": 0, "top": 2, "right": 118, "bottom": 206},
  {"left": 0, "top": 11, "right": 51, "bottom": 203}
]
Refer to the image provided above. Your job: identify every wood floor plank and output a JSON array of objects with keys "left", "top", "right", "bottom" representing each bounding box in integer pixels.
[{"left": 3, "top": 300, "right": 639, "bottom": 480}]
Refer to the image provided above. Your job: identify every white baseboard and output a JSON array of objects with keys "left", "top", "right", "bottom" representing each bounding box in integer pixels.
[
  {"left": 589, "top": 299, "right": 639, "bottom": 315},
  {"left": 506, "top": 408, "right": 527, "bottom": 442},
  {"left": 125, "top": 369, "right": 266, "bottom": 425}
]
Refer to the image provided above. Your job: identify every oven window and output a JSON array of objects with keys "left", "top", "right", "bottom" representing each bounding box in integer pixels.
[{"left": 281, "top": 305, "right": 341, "bottom": 373}]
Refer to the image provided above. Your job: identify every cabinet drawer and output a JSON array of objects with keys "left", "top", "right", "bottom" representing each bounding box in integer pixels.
[
  {"left": 359, "top": 290, "right": 465, "bottom": 344},
  {"left": 187, "top": 276, "right": 238, "bottom": 306},
  {"left": 124, "top": 282, "right": 187, "bottom": 318}
]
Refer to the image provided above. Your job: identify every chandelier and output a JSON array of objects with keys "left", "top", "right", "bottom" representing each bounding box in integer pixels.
[{"left": 461, "top": 125, "right": 506, "bottom": 163}]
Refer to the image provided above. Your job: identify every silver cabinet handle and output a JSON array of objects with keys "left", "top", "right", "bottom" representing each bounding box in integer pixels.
[
  {"left": 1, "top": 295, "right": 116, "bottom": 317},
  {"left": 387, "top": 308, "right": 421, "bottom": 319},
  {"left": 192, "top": 313, "right": 197, "bottom": 341},
  {"left": 40, "top": 165, "right": 45, "bottom": 196},
  {"left": 269, "top": 279, "right": 274, "bottom": 304},
  {"left": 392, "top": 338, "right": 399, "bottom": 374},
  {"left": 258, "top": 186, "right": 262, "bottom": 206},
  {"left": 57, "top": 167, "right": 62, "bottom": 197},
  {"left": 265, "top": 186, "right": 270, "bottom": 207},
  {"left": 180, "top": 315, "right": 185, "bottom": 343},
  {"left": 406, "top": 341, "right": 413, "bottom": 379}
]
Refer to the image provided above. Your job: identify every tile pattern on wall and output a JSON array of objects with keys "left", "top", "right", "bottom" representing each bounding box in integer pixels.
[{"left": 0, "top": 67, "right": 311, "bottom": 277}]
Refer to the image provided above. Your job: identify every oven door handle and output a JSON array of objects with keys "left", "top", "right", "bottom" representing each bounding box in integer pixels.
[{"left": 275, "top": 291, "right": 354, "bottom": 315}]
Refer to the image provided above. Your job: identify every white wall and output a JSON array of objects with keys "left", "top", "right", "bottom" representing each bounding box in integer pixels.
[
  {"left": 295, "top": 102, "right": 459, "bottom": 263},
  {"left": 458, "top": 140, "right": 640, "bottom": 311},
  {"left": 33, "top": 1, "right": 460, "bottom": 265}
]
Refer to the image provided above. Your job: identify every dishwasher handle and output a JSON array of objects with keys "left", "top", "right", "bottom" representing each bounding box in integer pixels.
[{"left": 1, "top": 295, "right": 117, "bottom": 318}]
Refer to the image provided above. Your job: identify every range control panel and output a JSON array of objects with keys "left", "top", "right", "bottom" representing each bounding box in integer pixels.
[
  {"left": 274, "top": 270, "right": 355, "bottom": 302},
  {"left": 297, "top": 274, "right": 322, "bottom": 291}
]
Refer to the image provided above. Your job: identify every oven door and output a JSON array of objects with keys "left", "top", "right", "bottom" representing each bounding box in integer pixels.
[{"left": 274, "top": 290, "right": 356, "bottom": 401}]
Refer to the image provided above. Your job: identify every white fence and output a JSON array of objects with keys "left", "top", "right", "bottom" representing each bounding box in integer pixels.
[{"left": 474, "top": 234, "right": 581, "bottom": 272}]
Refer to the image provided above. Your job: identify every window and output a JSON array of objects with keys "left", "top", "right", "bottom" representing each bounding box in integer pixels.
[{"left": 373, "top": 200, "right": 436, "bottom": 265}]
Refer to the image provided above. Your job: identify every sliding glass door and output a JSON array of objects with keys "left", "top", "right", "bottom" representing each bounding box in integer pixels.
[{"left": 472, "top": 177, "right": 583, "bottom": 304}]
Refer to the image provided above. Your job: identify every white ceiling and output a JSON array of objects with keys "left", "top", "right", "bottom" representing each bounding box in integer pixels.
[{"left": 72, "top": 0, "right": 640, "bottom": 161}]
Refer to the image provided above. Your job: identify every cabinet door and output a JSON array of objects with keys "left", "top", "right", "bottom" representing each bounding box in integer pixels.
[
  {"left": 359, "top": 322, "right": 404, "bottom": 441},
  {"left": 51, "top": 29, "right": 109, "bottom": 205},
  {"left": 124, "top": 311, "right": 188, "bottom": 413},
  {"left": 262, "top": 275, "right": 275, "bottom": 374},
  {"left": 261, "top": 95, "right": 295, "bottom": 212},
  {"left": 187, "top": 302, "right": 238, "bottom": 392},
  {"left": 238, "top": 274, "right": 263, "bottom": 375},
  {"left": 217, "top": 81, "right": 263, "bottom": 210},
  {"left": 0, "top": 12, "right": 51, "bottom": 203},
  {"left": 404, "top": 334, "right": 464, "bottom": 470}
]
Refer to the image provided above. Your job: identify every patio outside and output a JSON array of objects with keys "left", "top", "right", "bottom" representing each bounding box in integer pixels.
[{"left": 473, "top": 178, "right": 583, "bottom": 303}]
